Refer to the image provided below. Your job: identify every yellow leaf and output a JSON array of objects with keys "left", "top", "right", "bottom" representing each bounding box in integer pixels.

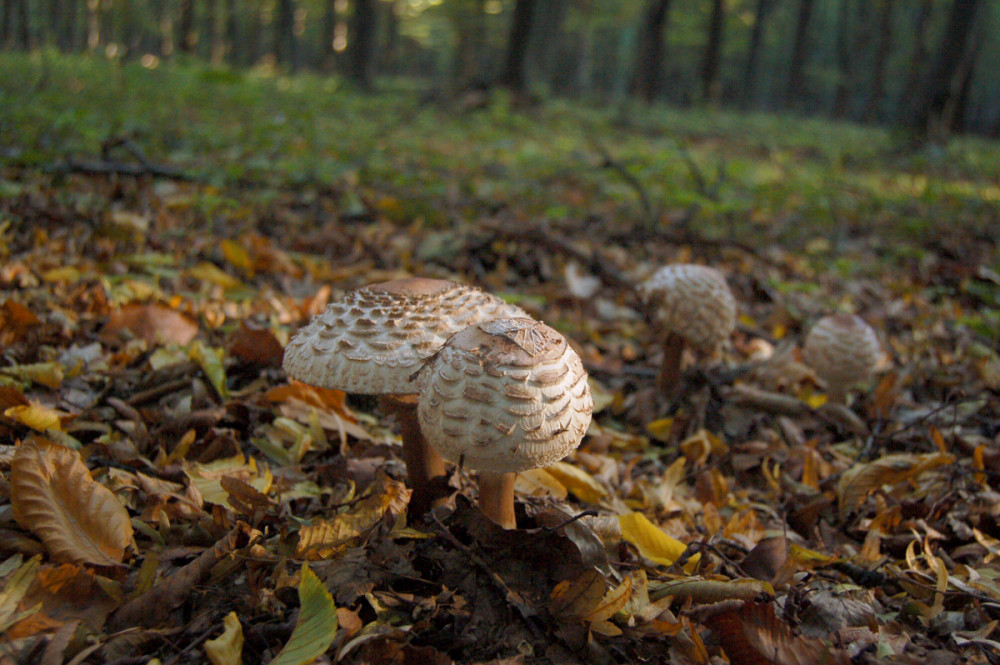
[
  {"left": 187, "top": 262, "right": 242, "bottom": 290},
  {"left": 545, "top": 461, "right": 607, "bottom": 504},
  {"left": 803, "top": 392, "right": 828, "bottom": 409},
  {"left": 188, "top": 340, "right": 229, "bottom": 398},
  {"left": 40, "top": 266, "right": 82, "bottom": 283},
  {"left": 269, "top": 564, "right": 338, "bottom": 665},
  {"left": 221, "top": 239, "right": 254, "bottom": 277},
  {"left": 619, "top": 512, "right": 689, "bottom": 567},
  {"left": 187, "top": 455, "right": 272, "bottom": 506},
  {"left": 0, "top": 362, "right": 64, "bottom": 389},
  {"left": 514, "top": 468, "right": 568, "bottom": 499},
  {"left": 5, "top": 404, "right": 66, "bottom": 432},
  {"left": 11, "top": 438, "right": 133, "bottom": 566},
  {"left": 646, "top": 417, "right": 674, "bottom": 442},
  {"left": 583, "top": 575, "right": 632, "bottom": 623},
  {"left": 204, "top": 611, "right": 244, "bottom": 665}
]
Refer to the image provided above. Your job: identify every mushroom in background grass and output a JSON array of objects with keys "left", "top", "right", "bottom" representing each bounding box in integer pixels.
[
  {"left": 416, "top": 318, "right": 594, "bottom": 529},
  {"left": 802, "top": 313, "right": 881, "bottom": 404},
  {"left": 282, "top": 278, "right": 527, "bottom": 516},
  {"left": 637, "top": 264, "right": 737, "bottom": 394}
]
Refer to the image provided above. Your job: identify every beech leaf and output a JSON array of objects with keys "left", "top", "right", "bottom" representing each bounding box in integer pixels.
[
  {"left": 269, "top": 563, "right": 338, "bottom": 665},
  {"left": 11, "top": 438, "right": 133, "bottom": 566}
]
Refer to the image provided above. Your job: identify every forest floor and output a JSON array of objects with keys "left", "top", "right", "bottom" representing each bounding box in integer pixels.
[{"left": 1, "top": 52, "right": 1000, "bottom": 665}]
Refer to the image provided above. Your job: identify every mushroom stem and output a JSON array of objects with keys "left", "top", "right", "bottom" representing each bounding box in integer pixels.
[
  {"left": 477, "top": 471, "right": 517, "bottom": 530},
  {"left": 657, "top": 331, "right": 686, "bottom": 394},
  {"left": 382, "top": 396, "right": 447, "bottom": 518}
]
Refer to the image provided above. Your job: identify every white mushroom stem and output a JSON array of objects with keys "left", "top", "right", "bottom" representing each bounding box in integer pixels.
[
  {"left": 478, "top": 471, "right": 517, "bottom": 530},
  {"left": 657, "top": 331, "right": 686, "bottom": 394},
  {"left": 380, "top": 395, "right": 447, "bottom": 517}
]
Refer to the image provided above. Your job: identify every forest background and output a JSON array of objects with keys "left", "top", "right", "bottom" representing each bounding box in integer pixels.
[{"left": 0, "top": 0, "right": 996, "bottom": 141}]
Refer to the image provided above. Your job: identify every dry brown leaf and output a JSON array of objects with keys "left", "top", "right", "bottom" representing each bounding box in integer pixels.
[
  {"left": 11, "top": 438, "right": 134, "bottom": 566},
  {"left": 101, "top": 303, "right": 199, "bottom": 346},
  {"left": 228, "top": 322, "right": 284, "bottom": 367},
  {"left": 836, "top": 452, "right": 954, "bottom": 517},
  {"left": 704, "top": 601, "right": 850, "bottom": 665}
]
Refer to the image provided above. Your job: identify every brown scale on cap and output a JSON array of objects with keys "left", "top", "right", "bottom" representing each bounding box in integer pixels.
[
  {"left": 282, "top": 277, "right": 528, "bottom": 517},
  {"left": 638, "top": 264, "right": 736, "bottom": 393},
  {"left": 803, "top": 313, "right": 881, "bottom": 404},
  {"left": 417, "top": 317, "right": 594, "bottom": 529}
]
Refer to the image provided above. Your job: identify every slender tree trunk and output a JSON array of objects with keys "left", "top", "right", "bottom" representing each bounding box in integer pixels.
[
  {"left": 452, "top": 0, "right": 486, "bottom": 85},
  {"left": 905, "top": 0, "right": 981, "bottom": 141},
  {"left": 348, "top": 0, "right": 377, "bottom": 88},
  {"left": 528, "top": 0, "right": 568, "bottom": 88},
  {"left": 740, "top": 0, "right": 771, "bottom": 109},
  {"left": 178, "top": 0, "right": 195, "bottom": 53},
  {"left": 274, "top": 0, "right": 295, "bottom": 67},
  {"left": 206, "top": 0, "right": 222, "bottom": 63},
  {"left": 320, "top": 0, "right": 336, "bottom": 69},
  {"left": 499, "top": 0, "right": 537, "bottom": 93},
  {"left": 700, "top": 0, "right": 725, "bottom": 104},
  {"left": 862, "top": 0, "right": 893, "bottom": 122},
  {"left": 86, "top": 0, "right": 100, "bottom": 50},
  {"left": 831, "top": 0, "right": 852, "bottom": 118},
  {"left": 15, "top": 0, "right": 31, "bottom": 49},
  {"left": 225, "top": 0, "right": 238, "bottom": 63},
  {"left": 899, "top": 0, "right": 932, "bottom": 120},
  {"left": 785, "top": 0, "right": 814, "bottom": 108},
  {"left": 382, "top": 0, "right": 399, "bottom": 75},
  {"left": 631, "top": 0, "right": 671, "bottom": 103},
  {"left": 944, "top": 35, "right": 979, "bottom": 134}
]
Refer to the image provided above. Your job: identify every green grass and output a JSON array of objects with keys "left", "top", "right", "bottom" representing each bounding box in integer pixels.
[{"left": 2, "top": 50, "right": 998, "bottom": 263}]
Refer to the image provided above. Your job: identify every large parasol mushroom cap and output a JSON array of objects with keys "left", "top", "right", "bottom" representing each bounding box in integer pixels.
[
  {"left": 417, "top": 318, "right": 594, "bottom": 475},
  {"left": 802, "top": 313, "right": 881, "bottom": 402},
  {"left": 282, "top": 277, "right": 528, "bottom": 395},
  {"left": 638, "top": 263, "right": 737, "bottom": 353}
]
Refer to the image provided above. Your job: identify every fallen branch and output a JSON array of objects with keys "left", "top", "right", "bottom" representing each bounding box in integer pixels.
[
  {"left": 108, "top": 522, "right": 260, "bottom": 631},
  {"left": 723, "top": 384, "right": 869, "bottom": 436}
]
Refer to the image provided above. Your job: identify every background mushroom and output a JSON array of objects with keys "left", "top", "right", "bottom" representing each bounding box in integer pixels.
[
  {"left": 416, "top": 317, "right": 594, "bottom": 529},
  {"left": 637, "top": 264, "right": 737, "bottom": 394},
  {"left": 282, "top": 277, "right": 527, "bottom": 516},
  {"left": 802, "top": 313, "right": 881, "bottom": 404}
]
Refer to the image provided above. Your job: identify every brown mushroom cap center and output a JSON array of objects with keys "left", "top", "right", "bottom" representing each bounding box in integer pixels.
[{"left": 368, "top": 277, "right": 455, "bottom": 296}]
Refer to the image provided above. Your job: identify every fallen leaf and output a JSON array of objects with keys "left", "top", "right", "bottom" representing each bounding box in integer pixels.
[
  {"left": 619, "top": 511, "right": 690, "bottom": 567},
  {"left": 0, "top": 555, "right": 42, "bottom": 632},
  {"left": 545, "top": 461, "right": 607, "bottom": 503},
  {"left": 11, "top": 439, "right": 133, "bottom": 566},
  {"left": 204, "top": 611, "right": 244, "bottom": 665},
  {"left": 269, "top": 563, "right": 338, "bottom": 665},
  {"left": 101, "top": 303, "right": 199, "bottom": 346}
]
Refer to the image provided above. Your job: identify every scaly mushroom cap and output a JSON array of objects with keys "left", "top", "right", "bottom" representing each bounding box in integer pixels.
[
  {"left": 417, "top": 318, "right": 593, "bottom": 475},
  {"left": 282, "top": 278, "right": 528, "bottom": 395},
  {"left": 638, "top": 264, "right": 736, "bottom": 352},
  {"left": 802, "top": 313, "right": 881, "bottom": 396}
]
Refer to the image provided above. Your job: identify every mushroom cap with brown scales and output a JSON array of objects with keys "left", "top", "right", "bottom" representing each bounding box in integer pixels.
[
  {"left": 282, "top": 278, "right": 529, "bottom": 395},
  {"left": 416, "top": 318, "right": 594, "bottom": 475},
  {"left": 802, "top": 313, "right": 881, "bottom": 400},
  {"left": 638, "top": 264, "right": 736, "bottom": 353}
]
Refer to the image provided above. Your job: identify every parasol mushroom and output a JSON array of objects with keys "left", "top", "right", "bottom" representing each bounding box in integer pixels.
[
  {"left": 282, "top": 277, "right": 527, "bottom": 516},
  {"left": 416, "top": 317, "right": 593, "bottom": 529},
  {"left": 637, "top": 264, "right": 736, "bottom": 394},
  {"left": 802, "top": 313, "right": 881, "bottom": 404}
]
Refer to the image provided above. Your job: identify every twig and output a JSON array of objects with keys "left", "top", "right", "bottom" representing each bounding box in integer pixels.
[{"left": 586, "top": 135, "right": 655, "bottom": 224}]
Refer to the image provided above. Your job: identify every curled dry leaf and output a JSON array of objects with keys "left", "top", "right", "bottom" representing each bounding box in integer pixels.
[
  {"left": 11, "top": 438, "right": 133, "bottom": 566},
  {"left": 101, "top": 303, "right": 199, "bottom": 347}
]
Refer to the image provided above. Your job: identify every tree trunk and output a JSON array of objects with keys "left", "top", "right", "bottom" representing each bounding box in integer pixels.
[
  {"left": 831, "top": 0, "right": 852, "bottom": 118},
  {"left": 499, "top": 0, "right": 537, "bottom": 93},
  {"left": 382, "top": 0, "right": 399, "bottom": 76},
  {"left": 15, "top": 0, "right": 31, "bottom": 49},
  {"left": 943, "top": 34, "right": 979, "bottom": 134},
  {"left": 740, "top": 0, "right": 771, "bottom": 109},
  {"left": 225, "top": 0, "right": 238, "bottom": 63},
  {"left": 631, "top": 0, "right": 672, "bottom": 103},
  {"left": 274, "top": 0, "right": 295, "bottom": 68},
  {"left": 206, "top": 0, "right": 222, "bottom": 63},
  {"left": 862, "top": 0, "right": 893, "bottom": 122},
  {"left": 320, "top": 0, "right": 336, "bottom": 69},
  {"left": 785, "top": 0, "right": 814, "bottom": 108},
  {"left": 178, "top": 0, "right": 196, "bottom": 53},
  {"left": 899, "top": 0, "right": 932, "bottom": 120},
  {"left": 528, "top": 0, "right": 568, "bottom": 88},
  {"left": 347, "top": 0, "right": 377, "bottom": 88},
  {"left": 700, "top": 0, "right": 725, "bottom": 104},
  {"left": 905, "top": 0, "right": 981, "bottom": 141},
  {"left": 452, "top": 0, "right": 486, "bottom": 86}
]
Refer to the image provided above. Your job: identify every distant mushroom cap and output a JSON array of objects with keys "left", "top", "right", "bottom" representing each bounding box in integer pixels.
[
  {"left": 802, "top": 313, "right": 881, "bottom": 397},
  {"left": 638, "top": 264, "right": 736, "bottom": 352},
  {"left": 282, "top": 278, "right": 528, "bottom": 395},
  {"left": 417, "top": 318, "right": 594, "bottom": 475}
]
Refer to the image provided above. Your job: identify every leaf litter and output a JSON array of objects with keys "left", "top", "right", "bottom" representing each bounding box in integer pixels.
[{"left": 1, "top": 92, "right": 1000, "bottom": 665}]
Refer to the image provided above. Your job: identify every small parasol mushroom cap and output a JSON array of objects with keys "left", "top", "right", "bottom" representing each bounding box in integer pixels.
[
  {"left": 638, "top": 264, "right": 736, "bottom": 352},
  {"left": 417, "top": 318, "right": 594, "bottom": 475},
  {"left": 282, "top": 278, "right": 528, "bottom": 395},
  {"left": 802, "top": 313, "right": 881, "bottom": 396}
]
